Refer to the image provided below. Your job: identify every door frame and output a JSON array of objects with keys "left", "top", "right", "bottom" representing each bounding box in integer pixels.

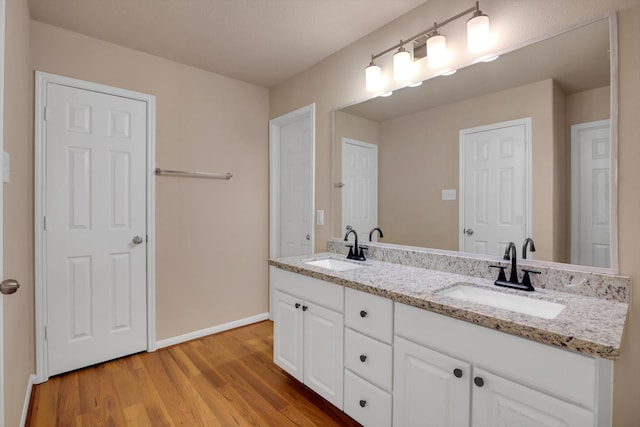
[
  {"left": 459, "top": 117, "right": 532, "bottom": 253},
  {"left": 34, "top": 72, "right": 157, "bottom": 383},
  {"left": 268, "top": 103, "right": 316, "bottom": 259}
]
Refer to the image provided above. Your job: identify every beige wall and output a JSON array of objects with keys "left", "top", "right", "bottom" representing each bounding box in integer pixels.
[
  {"left": 332, "top": 111, "right": 380, "bottom": 236},
  {"left": 29, "top": 21, "right": 270, "bottom": 341},
  {"left": 3, "top": 0, "right": 34, "bottom": 425},
  {"left": 271, "top": 1, "right": 640, "bottom": 424},
  {"left": 375, "top": 79, "right": 562, "bottom": 259}
]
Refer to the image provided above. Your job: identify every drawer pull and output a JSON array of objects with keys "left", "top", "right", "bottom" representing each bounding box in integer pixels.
[
  {"left": 453, "top": 368, "right": 463, "bottom": 378},
  {"left": 302, "top": 305, "right": 308, "bottom": 311},
  {"left": 294, "top": 303, "right": 301, "bottom": 309},
  {"left": 474, "top": 376, "right": 485, "bottom": 387},
  {"left": 359, "top": 354, "right": 367, "bottom": 363},
  {"left": 359, "top": 399, "right": 367, "bottom": 408},
  {"left": 360, "top": 310, "right": 368, "bottom": 318}
]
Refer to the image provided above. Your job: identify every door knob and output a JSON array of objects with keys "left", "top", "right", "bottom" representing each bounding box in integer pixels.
[
  {"left": 306, "top": 234, "right": 310, "bottom": 240},
  {"left": 465, "top": 228, "right": 474, "bottom": 236},
  {"left": 132, "top": 235, "right": 144, "bottom": 244},
  {"left": 0, "top": 279, "right": 20, "bottom": 295}
]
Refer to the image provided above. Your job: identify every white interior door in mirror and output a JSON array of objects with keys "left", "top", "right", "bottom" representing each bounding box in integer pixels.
[
  {"left": 460, "top": 119, "right": 531, "bottom": 256},
  {"left": 571, "top": 120, "right": 611, "bottom": 268},
  {"left": 342, "top": 138, "right": 378, "bottom": 241}
]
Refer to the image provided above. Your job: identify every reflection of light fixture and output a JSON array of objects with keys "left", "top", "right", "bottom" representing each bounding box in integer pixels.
[
  {"left": 427, "top": 30, "right": 447, "bottom": 69},
  {"left": 365, "top": 58, "right": 383, "bottom": 92},
  {"left": 365, "top": 1, "right": 491, "bottom": 91},
  {"left": 393, "top": 42, "right": 412, "bottom": 81},
  {"left": 467, "top": 3, "right": 491, "bottom": 53}
]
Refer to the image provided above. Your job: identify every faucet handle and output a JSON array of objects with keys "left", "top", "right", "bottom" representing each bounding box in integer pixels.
[
  {"left": 489, "top": 265, "right": 507, "bottom": 282},
  {"left": 345, "top": 244, "right": 354, "bottom": 258},
  {"left": 358, "top": 246, "right": 368, "bottom": 261},
  {"left": 521, "top": 269, "right": 541, "bottom": 290}
]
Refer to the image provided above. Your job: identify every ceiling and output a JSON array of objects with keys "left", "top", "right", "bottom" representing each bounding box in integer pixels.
[
  {"left": 342, "top": 17, "right": 610, "bottom": 122},
  {"left": 27, "top": 0, "right": 427, "bottom": 88}
]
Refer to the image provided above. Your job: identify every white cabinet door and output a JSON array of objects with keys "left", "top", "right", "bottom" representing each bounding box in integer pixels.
[
  {"left": 472, "top": 368, "right": 595, "bottom": 427},
  {"left": 393, "top": 336, "right": 471, "bottom": 427},
  {"left": 273, "top": 291, "right": 304, "bottom": 382},
  {"left": 304, "top": 301, "right": 344, "bottom": 409}
]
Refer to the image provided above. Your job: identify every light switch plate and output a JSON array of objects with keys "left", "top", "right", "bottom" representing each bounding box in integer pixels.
[
  {"left": 442, "top": 189, "right": 456, "bottom": 201},
  {"left": 316, "top": 210, "right": 325, "bottom": 226}
]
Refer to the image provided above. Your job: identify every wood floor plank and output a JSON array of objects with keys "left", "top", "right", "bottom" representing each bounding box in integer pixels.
[{"left": 27, "top": 321, "right": 361, "bottom": 427}]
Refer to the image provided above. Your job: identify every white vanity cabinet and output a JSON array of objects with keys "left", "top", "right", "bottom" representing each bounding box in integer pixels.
[
  {"left": 394, "top": 303, "right": 612, "bottom": 427},
  {"left": 270, "top": 267, "right": 344, "bottom": 409},
  {"left": 343, "top": 288, "right": 394, "bottom": 427}
]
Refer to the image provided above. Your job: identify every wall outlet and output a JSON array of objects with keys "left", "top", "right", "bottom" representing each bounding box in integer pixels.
[
  {"left": 316, "top": 210, "right": 325, "bottom": 226},
  {"left": 442, "top": 189, "right": 456, "bottom": 201}
]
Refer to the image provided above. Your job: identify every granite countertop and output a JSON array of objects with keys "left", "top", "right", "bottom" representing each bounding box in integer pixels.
[{"left": 269, "top": 253, "right": 629, "bottom": 360}]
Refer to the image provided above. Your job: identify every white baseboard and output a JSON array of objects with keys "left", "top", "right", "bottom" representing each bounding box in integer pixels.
[
  {"left": 155, "top": 312, "right": 270, "bottom": 349},
  {"left": 20, "top": 374, "right": 36, "bottom": 427}
]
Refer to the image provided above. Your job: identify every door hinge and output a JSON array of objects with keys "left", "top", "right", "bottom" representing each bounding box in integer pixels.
[
  {"left": 44, "top": 325, "right": 48, "bottom": 341},
  {"left": 43, "top": 106, "right": 47, "bottom": 121},
  {"left": 43, "top": 216, "right": 47, "bottom": 231}
]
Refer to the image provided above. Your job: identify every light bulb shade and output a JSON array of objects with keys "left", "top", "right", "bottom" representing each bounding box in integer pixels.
[
  {"left": 365, "top": 63, "right": 383, "bottom": 92},
  {"left": 393, "top": 49, "right": 412, "bottom": 81},
  {"left": 467, "top": 14, "right": 490, "bottom": 53},
  {"left": 427, "top": 34, "right": 447, "bottom": 69}
]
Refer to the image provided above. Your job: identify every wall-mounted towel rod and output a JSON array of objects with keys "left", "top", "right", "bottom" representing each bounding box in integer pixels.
[{"left": 155, "top": 168, "right": 233, "bottom": 180}]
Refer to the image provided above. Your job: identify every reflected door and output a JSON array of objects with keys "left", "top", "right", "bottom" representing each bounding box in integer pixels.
[
  {"left": 45, "top": 83, "right": 148, "bottom": 376},
  {"left": 342, "top": 138, "right": 378, "bottom": 240},
  {"left": 460, "top": 119, "right": 530, "bottom": 256},
  {"left": 571, "top": 120, "right": 611, "bottom": 268}
]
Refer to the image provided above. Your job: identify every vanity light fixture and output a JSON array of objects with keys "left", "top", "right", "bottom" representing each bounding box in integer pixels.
[
  {"left": 408, "top": 81, "right": 423, "bottom": 87},
  {"left": 393, "top": 42, "right": 412, "bottom": 81},
  {"left": 380, "top": 91, "right": 393, "bottom": 97},
  {"left": 426, "top": 29, "right": 447, "bottom": 69},
  {"left": 365, "top": 57, "right": 383, "bottom": 92},
  {"left": 439, "top": 69, "right": 457, "bottom": 76},
  {"left": 365, "top": 1, "right": 491, "bottom": 91}
]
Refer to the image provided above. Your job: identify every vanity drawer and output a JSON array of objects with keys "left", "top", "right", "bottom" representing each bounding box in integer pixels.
[
  {"left": 345, "top": 287, "right": 393, "bottom": 343},
  {"left": 344, "top": 370, "right": 392, "bottom": 427},
  {"left": 345, "top": 328, "right": 393, "bottom": 391}
]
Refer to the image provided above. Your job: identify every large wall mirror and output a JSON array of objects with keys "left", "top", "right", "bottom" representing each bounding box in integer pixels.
[{"left": 332, "top": 16, "right": 618, "bottom": 272}]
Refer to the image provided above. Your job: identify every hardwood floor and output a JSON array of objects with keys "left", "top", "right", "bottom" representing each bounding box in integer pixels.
[{"left": 26, "top": 320, "right": 361, "bottom": 426}]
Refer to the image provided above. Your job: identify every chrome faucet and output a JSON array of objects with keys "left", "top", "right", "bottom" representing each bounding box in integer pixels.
[
  {"left": 522, "top": 237, "right": 536, "bottom": 259},
  {"left": 344, "top": 229, "right": 367, "bottom": 261},
  {"left": 489, "top": 241, "right": 540, "bottom": 291},
  {"left": 369, "top": 227, "right": 384, "bottom": 242}
]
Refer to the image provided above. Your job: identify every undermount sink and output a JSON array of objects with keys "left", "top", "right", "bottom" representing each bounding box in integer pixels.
[
  {"left": 439, "top": 283, "right": 566, "bottom": 320},
  {"left": 304, "top": 258, "right": 365, "bottom": 272}
]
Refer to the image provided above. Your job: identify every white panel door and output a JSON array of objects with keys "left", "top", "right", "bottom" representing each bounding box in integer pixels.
[
  {"left": 278, "top": 112, "right": 313, "bottom": 257},
  {"left": 472, "top": 368, "right": 595, "bottom": 427},
  {"left": 461, "top": 120, "right": 529, "bottom": 256},
  {"left": 393, "top": 336, "right": 471, "bottom": 427},
  {"left": 45, "top": 83, "right": 147, "bottom": 376},
  {"left": 571, "top": 120, "right": 611, "bottom": 268},
  {"left": 342, "top": 138, "right": 378, "bottom": 240},
  {"left": 273, "top": 290, "right": 304, "bottom": 382},
  {"left": 304, "top": 301, "right": 344, "bottom": 409}
]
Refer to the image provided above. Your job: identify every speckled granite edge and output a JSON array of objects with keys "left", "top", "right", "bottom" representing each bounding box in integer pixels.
[
  {"left": 327, "top": 239, "right": 631, "bottom": 303},
  {"left": 269, "top": 255, "right": 628, "bottom": 360}
]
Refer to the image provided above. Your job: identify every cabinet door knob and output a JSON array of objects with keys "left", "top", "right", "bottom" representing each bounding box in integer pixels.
[
  {"left": 359, "top": 354, "right": 367, "bottom": 363},
  {"left": 474, "top": 376, "right": 484, "bottom": 387},
  {"left": 294, "top": 303, "right": 301, "bottom": 309},
  {"left": 360, "top": 310, "right": 367, "bottom": 318},
  {"left": 453, "top": 368, "right": 463, "bottom": 378},
  {"left": 302, "top": 305, "right": 308, "bottom": 311},
  {"left": 359, "top": 399, "right": 367, "bottom": 408}
]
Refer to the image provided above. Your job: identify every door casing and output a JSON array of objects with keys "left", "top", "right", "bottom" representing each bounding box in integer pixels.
[{"left": 34, "top": 71, "right": 157, "bottom": 383}]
